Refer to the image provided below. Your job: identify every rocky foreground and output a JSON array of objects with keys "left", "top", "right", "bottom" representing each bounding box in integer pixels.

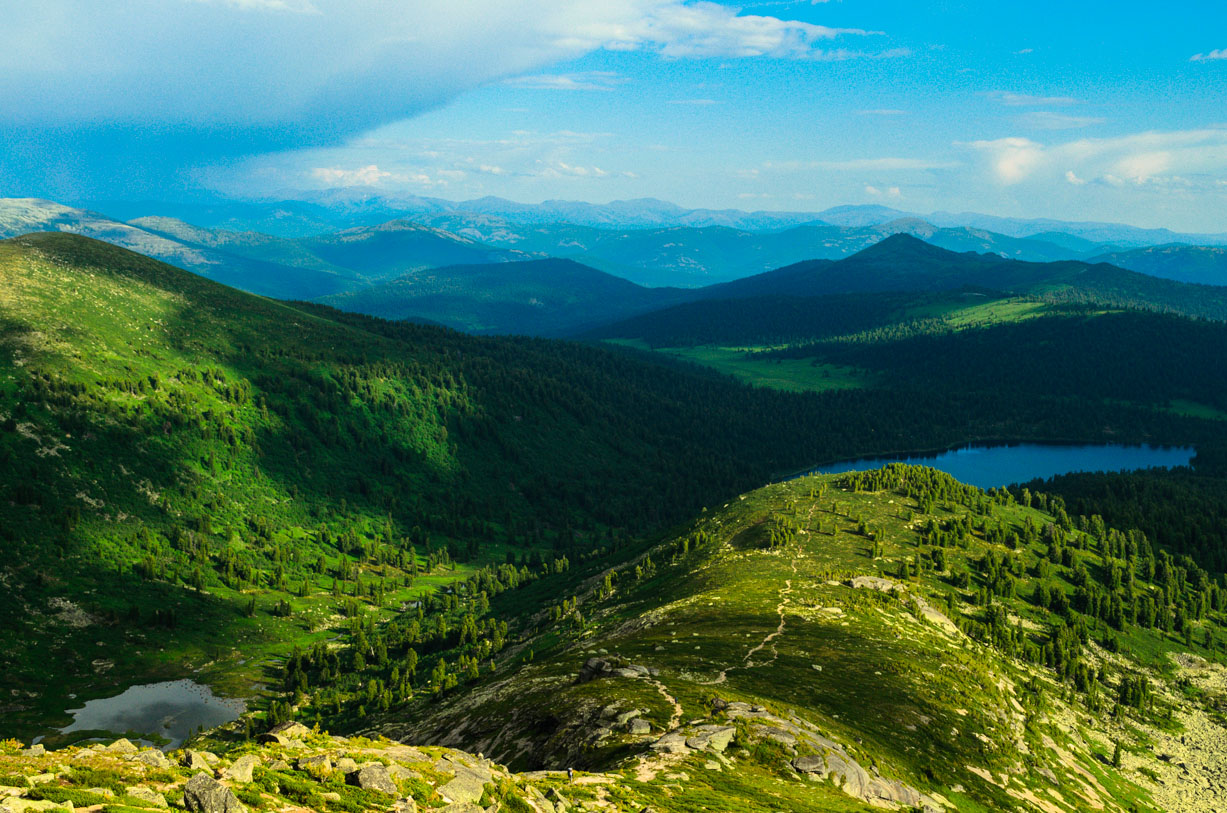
[{"left": 0, "top": 724, "right": 579, "bottom": 813}]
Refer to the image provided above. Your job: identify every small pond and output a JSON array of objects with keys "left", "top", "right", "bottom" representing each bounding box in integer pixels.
[
  {"left": 58, "top": 679, "right": 245, "bottom": 750},
  {"left": 798, "top": 443, "right": 1195, "bottom": 490}
]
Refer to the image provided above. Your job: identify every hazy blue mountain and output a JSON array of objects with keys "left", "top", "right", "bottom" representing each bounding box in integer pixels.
[
  {"left": 0, "top": 199, "right": 355, "bottom": 299},
  {"left": 1091, "top": 244, "right": 1227, "bottom": 286},
  {"left": 317, "top": 257, "right": 696, "bottom": 335},
  {"left": 692, "top": 234, "right": 1227, "bottom": 320}
]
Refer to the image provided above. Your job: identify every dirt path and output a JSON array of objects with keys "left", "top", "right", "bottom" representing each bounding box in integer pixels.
[{"left": 648, "top": 678, "right": 684, "bottom": 731}]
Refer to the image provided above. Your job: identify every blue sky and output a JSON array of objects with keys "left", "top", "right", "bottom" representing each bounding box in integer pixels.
[{"left": 3, "top": 0, "right": 1226, "bottom": 231}]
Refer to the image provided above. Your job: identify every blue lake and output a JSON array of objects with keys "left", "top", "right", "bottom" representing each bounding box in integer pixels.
[{"left": 799, "top": 443, "right": 1195, "bottom": 490}]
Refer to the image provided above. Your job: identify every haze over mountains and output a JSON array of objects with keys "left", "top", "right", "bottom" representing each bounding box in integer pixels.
[{"left": 7, "top": 196, "right": 1227, "bottom": 337}]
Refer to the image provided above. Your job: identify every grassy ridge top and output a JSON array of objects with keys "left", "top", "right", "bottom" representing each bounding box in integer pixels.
[{"left": 354, "top": 465, "right": 1227, "bottom": 812}]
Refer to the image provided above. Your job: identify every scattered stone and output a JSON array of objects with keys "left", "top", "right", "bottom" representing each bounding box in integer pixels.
[
  {"left": 386, "top": 765, "right": 421, "bottom": 782},
  {"left": 125, "top": 786, "right": 168, "bottom": 808},
  {"left": 320, "top": 792, "right": 342, "bottom": 803},
  {"left": 183, "top": 751, "right": 211, "bottom": 771},
  {"left": 437, "top": 805, "right": 484, "bottom": 813},
  {"left": 0, "top": 799, "right": 64, "bottom": 813},
  {"left": 183, "top": 773, "right": 246, "bottom": 813},
  {"left": 629, "top": 719, "right": 652, "bottom": 735},
  {"left": 649, "top": 732, "right": 689, "bottom": 754},
  {"left": 685, "top": 726, "right": 735, "bottom": 753},
  {"left": 297, "top": 755, "right": 332, "bottom": 776},
  {"left": 20, "top": 746, "right": 44, "bottom": 758},
  {"left": 268, "top": 760, "right": 291, "bottom": 772},
  {"left": 134, "top": 750, "right": 171, "bottom": 769},
  {"left": 353, "top": 764, "right": 398, "bottom": 795},
  {"left": 87, "top": 788, "right": 115, "bottom": 799},
  {"left": 258, "top": 722, "right": 311, "bottom": 746},
  {"left": 389, "top": 799, "right": 418, "bottom": 813},
  {"left": 437, "top": 772, "right": 487, "bottom": 805},
  {"left": 105, "top": 739, "right": 138, "bottom": 755},
  {"left": 222, "top": 755, "right": 261, "bottom": 784},
  {"left": 26, "top": 776, "right": 54, "bottom": 788},
  {"left": 335, "top": 757, "right": 359, "bottom": 774}
]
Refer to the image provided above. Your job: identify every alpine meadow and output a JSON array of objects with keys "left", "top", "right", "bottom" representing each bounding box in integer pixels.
[{"left": 3, "top": 4, "right": 1227, "bottom": 813}]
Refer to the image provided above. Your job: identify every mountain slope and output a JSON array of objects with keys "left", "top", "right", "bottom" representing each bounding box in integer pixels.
[
  {"left": 7, "top": 233, "right": 1052, "bottom": 737},
  {"left": 297, "top": 219, "right": 528, "bottom": 279},
  {"left": 695, "top": 234, "right": 1227, "bottom": 320},
  {"left": 1091, "top": 244, "right": 1227, "bottom": 286},
  {"left": 0, "top": 199, "right": 356, "bottom": 299},
  {"left": 318, "top": 257, "right": 697, "bottom": 335},
  {"left": 343, "top": 465, "right": 1227, "bottom": 813}
]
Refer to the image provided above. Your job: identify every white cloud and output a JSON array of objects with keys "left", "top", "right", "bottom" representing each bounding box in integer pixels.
[
  {"left": 864, "top": 185, "right": 901, "bottom": 198},
  {"left": 766, "top": 157, "right": 959, "bottom": 171},
  {"left": 1018, "top": 111, "right": 1106, "bottom": 130},
  {"left": 1014, "top": 48, "right": 1034, "bottom": 55},
  {"left": 0, "top": 0, "right": 882, "bottom": 139},
  {"left": 191, "top": 0, "right": 319, "bottom": 11},
  {"left": 988, "top": 91, "right": 1079, "bottom": 107},
  {"left": 309, "top": 164, "right": 393, "bottom": 186},
  {"left": 1190, "top": 48, "right": 1227, "bottom": 62},
  {"left": 503, "top": 72, "right": 624, "bottom": 91},
  {"left": 965, "top": 137, "right": 1045, "bottom": 184},
  {"left": 965, "top": 127, "right": 1227, "bottom": 190}
]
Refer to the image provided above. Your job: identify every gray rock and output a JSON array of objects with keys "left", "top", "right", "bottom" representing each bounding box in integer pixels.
[
  {"left": 182, "top": 751, "right": 211, "bottom": 771},
  {"left": 686, "top": 726, "right": 735, "bottom": 753},
  {"left": 386, "top": 765, "right": 421, "bottom": 782},
  {"left": 134, "top": 750, "right": 171, "bottom": 769},
  {"left": 85, "top": 789, "right": 115, "bottom": 799},
  {"left": 0, "top": 799, "right": 63, "bottom": 813},
  {"left": 613, "top": 709, "right": 642, "bottom": 726},
  {"left": 125, "top": 786, "right": 168, "bottom": 808},
  {"left": 650, "top": 732, "right": 689, "bottom": 754},
  {"left": 20, "top": 746, "right": 45, "bottom": 758},
  {"left": 222, "top": 755, "right": 260, "bottom": 784},
  {"left": 183, "top": 773, "right": 246, "bottom": 813},
  {"left": 336, "top": 757, "right": 359, "bottom": 774},
  {"left": 105, "top": 739, "right": 138, "bottom": 755},
  {"left": 258, "top": 722, "right": 310, "bottom": 746},
  {"left": 437, "top": 805, "right": 484, "bottom": 813},
  {"left": 268, "top": 760, "right": 290, "bottom": 772},
  {"left": 297, "top": 754, "right": 332, "bottom": 775},
  {"left": 437, "top": 772, "right": 486, "bottom": 805},
  {"left": 629, "top": 719, "right": 652, "bottom": 735},
  {"left": 389, "top": 799, "right": 418, "bottom": 813},
  {"left": 25, "top": 776, "right": 54, "bottom": 788},
  {"left": 353, "top": 764, "right": 398, "bottom": 796},
  {"left": 0, "top": 789, "right": 24, "bottom": 800}
]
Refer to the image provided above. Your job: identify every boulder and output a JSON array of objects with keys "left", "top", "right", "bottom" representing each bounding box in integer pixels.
[
  {"left": 629, "top": 719, "right": 652, "bottom": 735},
  {"left": 134, "top": 750, "right": 171, "bottom": 769},
  {"left": 389, "top": 799, "right": 417, "bottom": 813},
  {"left": 182, "top": 751, "right": 211, "bottom": 771},
  {"left": 268, "top": 761, "right": 291, "bottom": 772},
  {"left": 437, "top": 772, "right": 486, "bottom": 805},
  {"left": 353, "top": 764, "right": 398, "bottom": 796},
  {"left": 335, "top": 757, "right": 359, "bottom": 774},
  {"left": 258, "top": 722, "right": 310, "bottom": 746},
  {"left": 649, "top": 732, "right": 689, "bottom": 754},
  {"left": 686, "top": 726, "right": 735, "bottom": 753},
  {"left": 85, "top": 788, "right": 115, "bottom": 799},
  {"left": 0, "top": 799, "right": 63, "bottom": 813},
  {"left": 296, "top": 755, "right": 332, "bottom": 776},
  {"left": 105, "top": 739, "right": 138, "bottom": 755},
  {"left": 182, "top": 773, "right": 246, "bottom": 813},
  {"left": 386, "top": 765, "right": 421, "bottom": 782},
  {"left": 0, "top": 790, "right": 23, "bottom": 800},
  {"left": 222, "top": 755, "right": 260, "bottom": 784},
  {"left": 125, "top": 786, "right": 168, "bottom": 808},
  {"left": 20, "top": 746, "right": 45, "bottom": 758},
  {"left": 437, "top": 805, "right": 484, "bottom": 813}
]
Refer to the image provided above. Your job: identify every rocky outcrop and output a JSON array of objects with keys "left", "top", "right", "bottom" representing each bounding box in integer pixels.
[
  {"left": 183, "top": 773, "right": 246, "bottom": 813},
  {"left": 576, "top": 657, "right": 657, "bottom": 684},
  {"left": 353, "top": 764, "right": 398, "bottom": 795},
  {"left": 221, "top": 754, "right": 259, "bottom": 784}
]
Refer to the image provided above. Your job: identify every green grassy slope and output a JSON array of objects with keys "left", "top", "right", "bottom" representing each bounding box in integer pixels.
[
  {"left": 357, "top": 465, "right": 1227, "bottom": 812},
  {"left": 8, "top": 233, "right": 1130, "bottom": 740}
]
